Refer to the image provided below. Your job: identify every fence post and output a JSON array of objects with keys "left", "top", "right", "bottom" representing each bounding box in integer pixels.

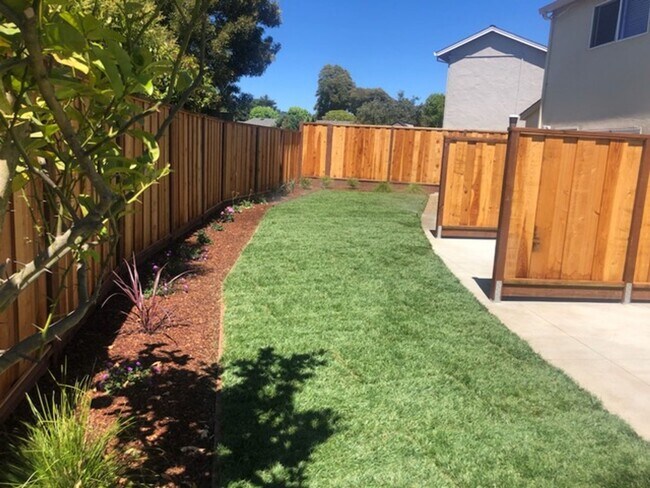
[
  {"left": 386, "top": 127, "right": 396, "bottom": 183},
  {"left": 490, "top": 128, "right": 521, "bottom": 302},
  {"left": 436, "top": 139, "right": 451, "bottom": 238},
  {"left": 622, "top": 138, "right": 650, "bottom": 303},
  {"left": 324, "top": 125, "right": 333, "bottom": 178}
]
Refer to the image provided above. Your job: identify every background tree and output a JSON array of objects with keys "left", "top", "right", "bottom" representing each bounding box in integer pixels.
[
  {"left": 156, "top": 0, "right": 281, "bottom": 113},
  {"left": 0, "top": 0, "right": 207, "bottom": 374},
  {"left": 278, "top": 107, "right": 312, "bottom": 131},
  {"left": 420, "top": 93, "right": 445, "bottom": 127},
  {"left": 322, "top": 110, "right": 356, "bottom": 122},
  {"left": 356, "top": 92, "right": 421, "bottom": 126},
  {"left": 249, "top": 106, "right": 279, "bottom": 119},
  {"left": 349, "top": 87, "right": 392, "bottom": 113},
  {"left": 314, "top": 65, "right": 356, "bottom": 118},
  {"left": 251, "top": 95, "right": 278, "bottom": 110}
]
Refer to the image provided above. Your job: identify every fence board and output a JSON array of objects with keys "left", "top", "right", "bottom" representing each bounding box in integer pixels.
[{"left": 493, "top": 128, "right": 649, "bottom": 301}]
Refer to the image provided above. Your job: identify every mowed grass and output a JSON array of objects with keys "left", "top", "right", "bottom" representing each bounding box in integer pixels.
[{"left": 218, "top": 191, "right": 650, "bottom": 487}]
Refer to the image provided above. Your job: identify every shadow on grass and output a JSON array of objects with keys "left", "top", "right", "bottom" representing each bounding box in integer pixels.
[{"left": 217, "top": 347, "right": 340, "bottom": 488}]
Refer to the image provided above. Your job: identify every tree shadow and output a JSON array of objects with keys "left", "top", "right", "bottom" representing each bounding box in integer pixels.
[{"left": 217, "top": 347, "right": 340, "bottom": 488}]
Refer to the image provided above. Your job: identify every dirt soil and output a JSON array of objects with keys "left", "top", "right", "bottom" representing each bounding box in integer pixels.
[{"left": 6, "top": 191, "right": 307, "bottom": 487}]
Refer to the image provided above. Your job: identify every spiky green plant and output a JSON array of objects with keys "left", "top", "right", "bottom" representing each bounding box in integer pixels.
[
  {"left": 2, "top": 380, "right": 126, "bottom": 487},
  {"left": 373, "top": 181, "right": 393, "bottom": 193}
]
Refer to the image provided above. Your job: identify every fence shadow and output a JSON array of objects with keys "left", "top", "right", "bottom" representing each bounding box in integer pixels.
[{"left": 217, "top": 347, "right": 339, "bottom": 488}]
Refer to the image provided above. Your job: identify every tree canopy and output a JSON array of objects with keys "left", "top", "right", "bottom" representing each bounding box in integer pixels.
[
  {"left": 421, "top": 93, "right": 445, "bottom": 128},
  {"left": 322, "top": 110, "right": 356, "bottom": 122},
  {"left": 278, "top": 107, "right": 312, "bottom": 131},
  {"left": 314, "top": 65, "right": 355, "bottom": 118},
  {"left": 249, "top": 106, "right": 279, "bottom": 119}
]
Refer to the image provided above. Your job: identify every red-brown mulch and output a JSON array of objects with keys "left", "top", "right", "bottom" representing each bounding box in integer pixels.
[{"left": 46, "top": 191, "right": 306, "bottom": 487}]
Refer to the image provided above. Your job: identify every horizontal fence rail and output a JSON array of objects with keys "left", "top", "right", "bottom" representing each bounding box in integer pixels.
[
  {"left": 301, "top": 123, "right": 506, "bottom": 186},
  {"left": 492, "top": 128, "right": 650, "bottom": 302},
  {"left": 437, "top": 136, "right": 508, "bottom": 238},
  {"left": 0, "top": 106, "right": 301, "bottom": 420}
]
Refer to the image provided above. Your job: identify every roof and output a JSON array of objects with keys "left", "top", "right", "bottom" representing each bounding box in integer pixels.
[
  {"left": 242, "top": 118, "right": 277, "bottom": 127},
  {"left": 434, "top": 25, "right": 547, "bottom": 63},
  {"left": 540, "top": 0, "right": 580, "bottom": 18},
  {"left": 520, "top": 99, "right": 541, "bottom": 120}
]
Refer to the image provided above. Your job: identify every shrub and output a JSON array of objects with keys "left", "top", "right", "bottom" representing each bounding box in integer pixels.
[
  {"left": 299, "top": 177, "right": 312, "bottom": 190},
  {"left": 322, "top": 110, "right": 356, "bottom": 122},
  {"left": 107, "top": 255, "right": 187, "bottom": 333},
  {"left": 406, "top": 183, "right": 424, "bottom": 194},
  {"left": 347, "top": 178, "right": 359, "bottom": 190},
  {"left": 211, "top": 221, "right": 224, "bottom": 232},
  {"left": 374, "top": 181, "right": 393, "bottom": 193},
  {"left": 196, "top": 229, "right": 212, "bottom": 246},
  {"left": 320, "top": 176, "right": 332, "bottom": 189},
  {"left": 2, "top": 380, "right": 126, "bottom": 487},
  {"left": 281, "top": 179, "right": 295, "bottom": 195},
  {"left": 220, "top": 206, "right": 235, "bottom": 222},
  {"left": 233, "top": 199, "right": 254, "bottom": 213},
  {"left": 98, "top": 360, "right": 161, "bottom": 396}
]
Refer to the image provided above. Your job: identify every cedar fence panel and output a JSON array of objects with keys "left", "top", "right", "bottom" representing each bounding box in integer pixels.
[
  {"left": 492, "top": 128, "right": 650, "bottom": 302},
  {"left": 436, "top": 137, "right": 508, "bottom": 238},
  {"left": 301, "top": 122, "right": 506, "bottom": 185},
  {"left": 0, "top": 105, "right": 299, "bottom": 421}
]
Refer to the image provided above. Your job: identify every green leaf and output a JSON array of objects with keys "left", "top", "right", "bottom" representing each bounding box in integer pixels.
[
  {"left": 11, "top": 171, "right": 29, "bottom": 192},
  {"left": 90, "top": 46, "right": 124, "bottom": 97}
]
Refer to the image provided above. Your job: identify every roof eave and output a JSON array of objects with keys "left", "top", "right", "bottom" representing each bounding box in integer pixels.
[{"left": 540, "top": 0, "right": 579, "bottom": 18}]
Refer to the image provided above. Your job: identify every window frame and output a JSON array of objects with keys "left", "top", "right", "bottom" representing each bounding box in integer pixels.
[{"left": 589, "top": 0, "right": 650, "bottom": 49}]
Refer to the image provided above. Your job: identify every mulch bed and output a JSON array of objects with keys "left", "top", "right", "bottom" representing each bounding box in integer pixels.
[{"left": 3, "top": 190, "right": 308, "bottom": 487}]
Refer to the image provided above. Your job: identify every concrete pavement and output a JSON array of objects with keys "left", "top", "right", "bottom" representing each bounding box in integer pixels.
[{"left": 422, "top": 195, "right": 650, "bottom": 441}]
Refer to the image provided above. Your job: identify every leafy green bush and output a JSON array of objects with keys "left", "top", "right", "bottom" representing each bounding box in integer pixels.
[
  {"left": 374, "top": 181, "right": 393, "bottom": 193},
  {"left": 211, "top": 221, "right": 224, "bottom": 232},
  {"left": 281, "top": 179, "right": 296, "bottom": 195},
  {"left": 299, "top": 177, "right": 312, "bottom": 190},
  {"left": 320, "top": 176, "right": 333, "bottom": 189},
  {"left": 2, "top": 381, "right": 126, "bottom": 487},
  {"left": 321, "top": 110, "right": 356, "bottom": 122},
  {"left": 196, "top": 229, "right": 212, "bottom": 246},
  {"left": 406, "top": 183, "right": 424, "bottom": 194},
  {"left": 347, "top": 178, "right": 359, "bottom": 190}
]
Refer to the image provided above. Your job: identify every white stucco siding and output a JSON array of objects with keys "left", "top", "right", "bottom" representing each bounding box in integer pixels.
[
  {"left": 442, "top": 33, "right": 546, "bottom": 131},
  {"left": 542, "top": 0, "right": 650, "bottom": 133}
]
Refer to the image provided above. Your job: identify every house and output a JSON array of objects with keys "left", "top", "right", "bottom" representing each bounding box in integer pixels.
[
  {"left": 533, "top": 0, "right": 650, "bottom": 133},
  {"left": 435, "top": 26, "right": 547, "bottom": 131},
  {"left": 242, "top": 117, "right": 277, "bottom": 128}
]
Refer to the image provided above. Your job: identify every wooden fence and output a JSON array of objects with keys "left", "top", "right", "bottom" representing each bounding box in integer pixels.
[
  {"left": 0, "top": 108, "right": 301, "bottom": 419},
  {"left": 301, "top": 123, "right": 506, "bottom": 186},
  {"left": 436, "top": 136, "right": 508, "bottom": 238},
  {"left": 492, "top": 128, "right": 650, "bottom": 302}
]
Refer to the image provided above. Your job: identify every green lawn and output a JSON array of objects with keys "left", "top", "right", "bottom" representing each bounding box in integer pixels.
[{"left": 217, "top": 191, "right": 650, "bottom": 487}]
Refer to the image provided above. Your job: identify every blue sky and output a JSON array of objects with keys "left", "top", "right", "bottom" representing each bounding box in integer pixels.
[{"left": 238, "top": 1, "right": 551, "bottom": 112}]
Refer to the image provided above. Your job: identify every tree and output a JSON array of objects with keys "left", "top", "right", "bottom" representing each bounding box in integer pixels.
[
  {"left": 315, "top": 65, "right": 356, "bottom": 118},
  {"left": 251, "top": 95, "right": 278, "bottom": 110},
  {"left": 421, "top": 93, "right": 445, "bottom": 127},
  {"left": 349, "top": 87, "right": 392, "bottom": 113},
  {"left": 0, "top": 0, "right": 207, "bottom": 374},
  {"left": 278, "top": 107, "right": 312, "bottom": 131},
  {"left": 249, "top": 106, "right": 279, "bottom": 119},
  {"left": 356, "top": 92, "right": 421, "bottom": 126},
  {"left": 322, "top": 110, "right": 356, "bottom": 122},
  {"left": 156, "top": 0, "right": 281, "bottom": 112}
]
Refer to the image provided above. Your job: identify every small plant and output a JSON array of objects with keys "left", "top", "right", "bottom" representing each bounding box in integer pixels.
[
  {"left": 210, "top": 221, "right": 224, "bottom": 232},
  {"left": 98, "top": 360, "right": 161, "bottom": 396},
  {"left": 196, "top": 229, "right": 212, "bottom": 246},
  {"left": 2, "top": 380, "right": 126, "bottom": 487},
  {"left": 281, "top": 179, "right": 296, "bottom": 195},
  {"left": 299, "top": 177, "right": 312, "bottom": 190},
  {"left": 374, "top": 181, "right": 393, "bottom": 193},
  {"left": 320, "top": 176, "right": 333, "bottom": 189},
  {"left": 347, "top": 178, "right": 359, "bottom": 190},
  {"left": 220, "top": 206, "right": 235, "bottom": 222},
  {"left": 406, "top": 183, "right": 424, "bottom": 194},
  {"left": 234, "top": 199, "right": 254, "bottom": 213},
  {"left": 106, "top": 255, "right": 187, "bottom": 333}
]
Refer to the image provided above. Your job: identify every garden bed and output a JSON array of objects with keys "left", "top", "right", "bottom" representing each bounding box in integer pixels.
[{"left": 1, "top": 191, "right": 306, "bottom": 487}]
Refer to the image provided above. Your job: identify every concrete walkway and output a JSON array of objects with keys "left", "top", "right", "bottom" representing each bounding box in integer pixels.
[{"left": 422, "top": 195, "right": 650, "bottom": 441}]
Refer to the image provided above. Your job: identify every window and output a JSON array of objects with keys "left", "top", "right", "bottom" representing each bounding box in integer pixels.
[{"left": 590, "top": 0, "right": 650, "bottom": 47}]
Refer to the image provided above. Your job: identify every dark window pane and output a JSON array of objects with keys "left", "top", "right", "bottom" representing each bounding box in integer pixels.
[
  {"left": 591, "top": 0, "right": 621, "bottom": 47},
  {"left": 620, "top": 0, "right": 650, "bottom": 38}
]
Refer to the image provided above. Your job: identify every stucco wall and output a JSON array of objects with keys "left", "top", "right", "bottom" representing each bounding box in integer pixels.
[
  {"left": 542, "top": 0, "right": 650, "bottom": 133},
  {"left": 442, "top": 33, "right": 546, "bottom": 131}
]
